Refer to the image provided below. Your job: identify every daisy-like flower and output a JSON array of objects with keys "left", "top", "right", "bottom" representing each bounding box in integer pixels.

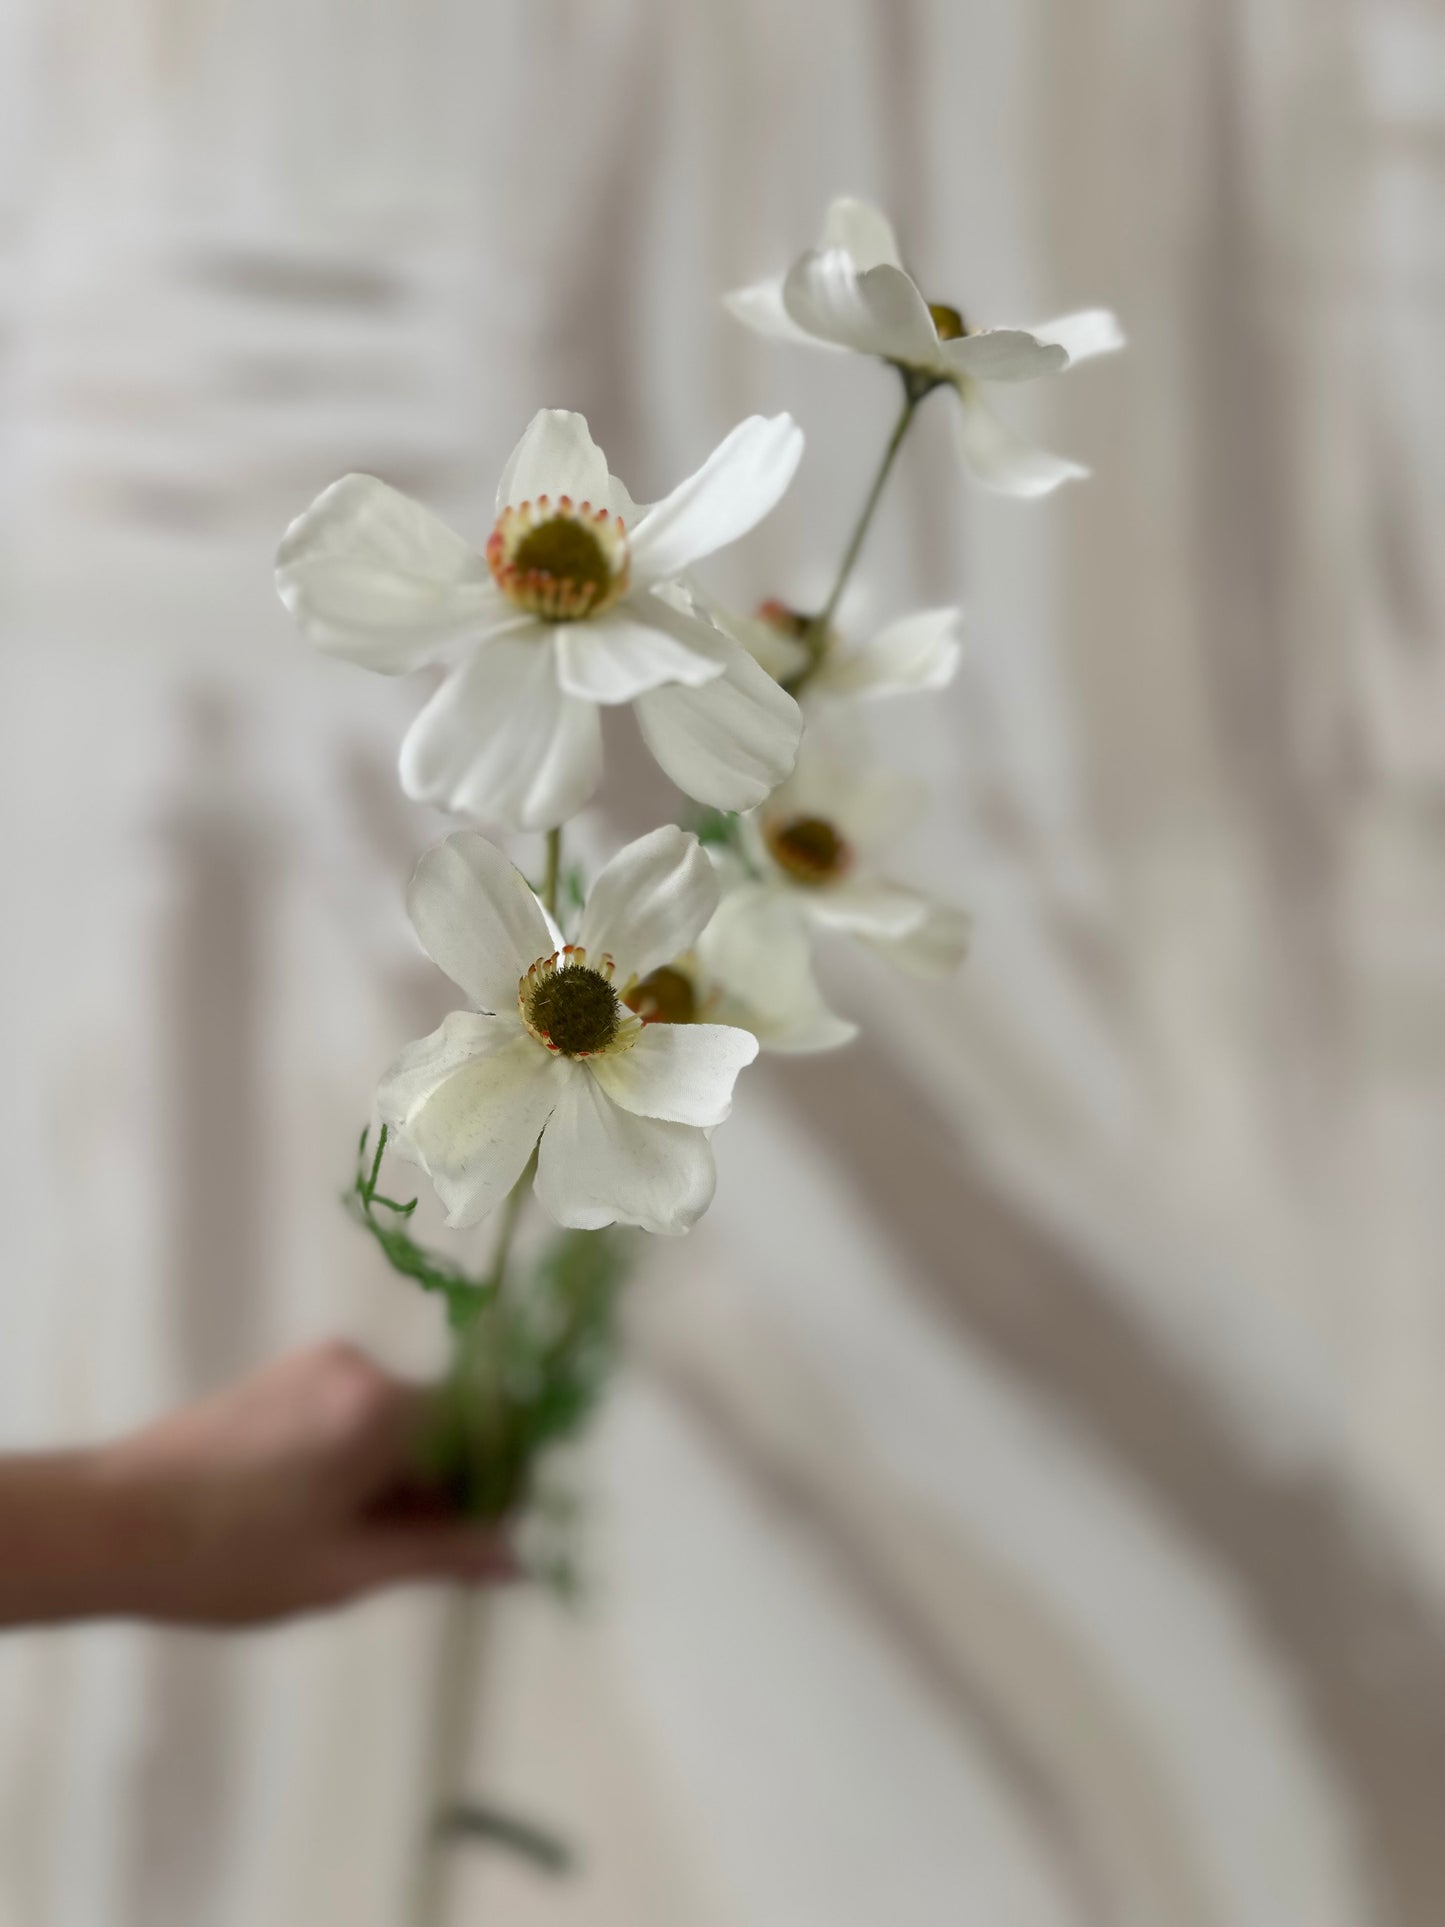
[
  {"left": 726, "top": 196, "right": 1122, "bottom": 498},
  {"left": 728, "top": 598, "right": 963, "bottom": 700},
  {"left": 378, "top": 825, "right": 759, "bottom": 1236},
  {"left": 622, "top": 940, "right": 857, "bottom": 1055},
  {"left": 276, "top": 409, "right": 805, "bottom": 830},
  {"left": 705, "top": 738, "right": 970, "bottom": 1021}
]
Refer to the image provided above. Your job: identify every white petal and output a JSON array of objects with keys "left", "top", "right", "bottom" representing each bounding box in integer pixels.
[
  {"left": 536, "top": 1072, "right": 716, "bottom": 1235},
  {"left": 555, "top": 602, "right": 724, "bottom": 705},
  {"left": 805, "top": 877, "right": 935, "bottom": 939},
  {"left": 578, "top": 825, "right": 719, "bottom": 983},
  {"left": 399, "top": 635, "right": 602, "bottom": 831},
  {"left": 634, "top": 632, "right": 803, "bottom": 811},
  {"left": 863, "top": 900, "right": 972, "bottom": 977},
  {"left": 811, "top": 606, "right": 962, "bottom": 699},
  {"left": 377, "top": 1013, "right": 560, "bottom": 1228},
  {"left": 818, "top": 196, "right": 903, "bottom": 270},
  {"left": 276, "top": 475, "right": 509, "bottom": 673},
  {"left": 754, "top": 998, "right": 860, "bottom": 1054},
  {"left": 406, "top": 830, "right": 554, "bottom": 1010},
  {"left": 697, "top": 881, "right": 823, "bottom": 1021},
  {"left": 941, "top": 329, "right": 1069, "bottom": 384},
  {"left": 1030, "top": 308, "right": 1126, "bottom": 365},
  {"left": 713, "top": 604, "right": 812, "bottom": 685},
  {"left": 723, "top": 276, "right": 833, "bottom": 349},
  {"left": 952, "top": 387, "right": 1088, "bottom": 498},
  {"left": 760, "top": 730, "right": 923, "bottom": 853},
  {"left": 591, "top": 1022, "right": 758, "bottom": 1125},
  {"left": 630, "top": 415, "right": 803, "bottom": 582},
  {"left": 495, "top": 409, "right": 610, "bottom": 511},
  {"left": 782, "top": 253, "right": 941, "bottom": 370}
]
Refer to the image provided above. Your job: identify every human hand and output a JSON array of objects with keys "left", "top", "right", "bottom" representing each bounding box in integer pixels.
[{"left": 0, "top": 1343, "right": 515, "bottom": 1630}]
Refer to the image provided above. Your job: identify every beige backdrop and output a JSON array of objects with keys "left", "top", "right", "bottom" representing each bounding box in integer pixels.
[{"left": 3, "top": 1, "right": 1445, "bottom": 1923}]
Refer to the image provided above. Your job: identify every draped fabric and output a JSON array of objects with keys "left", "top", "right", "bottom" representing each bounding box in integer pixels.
[{"left": 2, "top": 2, "right": 1444, "bottom": 1922}]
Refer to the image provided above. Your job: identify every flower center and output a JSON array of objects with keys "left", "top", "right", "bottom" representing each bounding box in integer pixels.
[
  {"left": 487, "top": 496, "right": 629, "bottom": 621},
  {"left": 766, "top": 814, "right": 850, "bottom": 886},
  {"left": 755, "top": 598, "right": 812, "bottom": 639},
  {"left": 927, "top": 301, "right": 967, "bottom": 341},
  {"left": 624, "top": 964, "right": 698, "bottom": 1026},
  {"left": 519, "top": 947, "right": 638, "bottom": 1057}
]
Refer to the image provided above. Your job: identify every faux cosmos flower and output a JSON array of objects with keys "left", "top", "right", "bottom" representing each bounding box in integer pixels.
[
  {"left": 379, "top": 826, "right": 759, "bottom": 1236},
  {"left": 728, "top": 598, "right": 963, "bottom": 700},
  {"left": 276, "top": 410, "right": 806, "bottom": 830},
  {"left": 704, "top": 736, "right": 970, "bottom": 1031},
  {"left": 726, "top": 197, "right": 1123, "bottom": 498},
  {"left": 624, "top": 941, "right": 858, "bottom": 1055}
]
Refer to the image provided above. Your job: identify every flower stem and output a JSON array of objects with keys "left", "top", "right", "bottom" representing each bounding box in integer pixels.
[
  {"left": 809, "top": 385, "right": 920, "bottom": 648},
  {"left": 542, "top": 826, "right": 562, "bottom": 921}
]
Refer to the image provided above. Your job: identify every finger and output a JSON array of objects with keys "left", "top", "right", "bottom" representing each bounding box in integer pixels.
[{"left": 336, "top": 1522, "right": 521, "bottom": 1597}]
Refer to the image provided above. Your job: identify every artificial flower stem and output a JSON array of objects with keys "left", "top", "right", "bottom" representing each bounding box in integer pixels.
[{"left": 809, "top": 386, "right": 920, "bottom": 650}]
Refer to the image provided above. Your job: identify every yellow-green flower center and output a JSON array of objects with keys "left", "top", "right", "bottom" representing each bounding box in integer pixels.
[
  {"left": 488, "top": 495, "right": 629, "bottom": 621},
  {"left": 767, "top": 814, "right": 850, "bottom": 886},
  {"left": 625, "top": 965, "right": 699, "bottom": 1026},
  {"left": 928, "top": 301, "right": 967, "bottom": 341},
  {"left": 523, "top": 961, "right": 620, "bottom": 1056}
]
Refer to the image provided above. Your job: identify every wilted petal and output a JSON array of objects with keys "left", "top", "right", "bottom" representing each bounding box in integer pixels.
[
  {"left": 634, "top": 632, "right": 803, "bottom": 812},
  {"left": 1031, "top": 308, "right": 1126, "bottom": 364},
  {"left": 399, "top": 635, "right": 602, "bottom": 831},
  {"left": 406, "top": 831, "right": 554, "bottom": 1010},
  {"left": 591, "top": 1022, "right": 758, "bottom": 1126},
  {"left": 536, "top": 1072, "right": 716, "bottom": 1235},
  {"left": 941, "top": 330, "right": 1069, "bottom": 384},
  {"left": 630, "top": 415, "right": 803, "bottom": 582},
  {"left": 276, "top": 475, "right": 508, "bottom": 673},
  {"left": 555, "top": 602, "right": 723, "bottom": 705},
  {"left": 578, "top": 826, "right": 719, "bottom": 984},
  {"left": 495, "top": 409, "right": 610, "bottom": 512},
  {"left": 377, "top": 1013, "right": 560, "bottom": 1228},
  {"left": 952, "top": 387, "right": 1089, "bottom": 498},
  {"left": 782, "top": 253, "right": 941, "bottom": 370},
  {"left": 811, "top": 606, "right": 962, "bottom": 699}
]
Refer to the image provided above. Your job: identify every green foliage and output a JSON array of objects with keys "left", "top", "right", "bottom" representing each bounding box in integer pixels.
[
  {"left": 689, "top": 805, "right": 741, "bottom": 849},
  {"left": 348, "top": 1126, "right": 491, "bottom": 1331}
]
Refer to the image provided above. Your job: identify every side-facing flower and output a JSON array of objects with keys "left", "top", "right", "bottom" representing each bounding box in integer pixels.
[
  {"left": 706, "top": 737, "right": 970, "bottom": 1012},
  {"left": 732, "top": 598, "right": 963, "bottom": 700},
  {"left": 726, "top": 196, "right": 1122, "bottom": 498},
  {"left": 623, "top": 939, "right": 858, "bottom": 1055},
  {"left": 276, "top": 410, "right": 805, "bottom": 829},
  {"left": 378, "top": 826, "right": 759, "bottom": 1236}
]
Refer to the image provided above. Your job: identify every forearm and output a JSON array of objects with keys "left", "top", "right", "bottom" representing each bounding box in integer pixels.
[{"left": 0, "top": 1448, "right": 167, "bottom": 1629}]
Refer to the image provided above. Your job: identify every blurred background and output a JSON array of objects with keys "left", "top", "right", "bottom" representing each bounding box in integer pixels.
[{"left": 3, "top": 1, "right": 1445, "bottom": 1922}]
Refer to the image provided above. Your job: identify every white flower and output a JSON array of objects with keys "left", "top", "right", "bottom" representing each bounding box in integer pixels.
[
  {"left": 622, "top": 941, "right": 857, "bottom": 1056},
  {"left": 706, "top": 738, "right": 970, "bottom": 1013},
  {"left": 726, "top": 196, "right": 1122, "bottom": 498},
  {"left": 724, "top": 598, "right": 963, "bottom": 700},
  {"left": 378, "top": 826, "right": 759, "bottom": 1236},
  {"left": 276, "top": 410, "right": 805, "bottom": 829}
]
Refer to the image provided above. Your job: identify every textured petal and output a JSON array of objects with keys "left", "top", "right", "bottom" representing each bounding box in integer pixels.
[
  {"left": 804, "top": 877, "right": 935, "bottom": 939},
  {"left": 818, "top": 196, "right": 904, "bottom": 270},
  {"left": 495, "top": 409, "right": 610, "bottom": 512},
  {"left": 536, "top": 1071, "right": 716, "bottom": 1236},
  {"left": 399, "top": 635, "right": 602, "bottom": 831},
  {"left": 555, "top": 603, "right": 724, "bottom": 705},
  {"left": 591, "top": 1022, "right": 758, "bottom": 1126},
  {"left": 724, "top": 276, "right": 832, "bottom": 349},
  {"left": 578, "top": 826, "right": 719, "bottom": 983},
  {"left": 276, "top": 475, "right": 509, "bottom": 673},
  {"left": 863, "top": 900, "right": 973, "bottom": 977},
  {"left": 630, "top": 415, "right": 803, "bottom": 582},
  {"left": 1030, "top": 308, "right": 1126, "bottom": 364},
  {"left": 406, "top": 830, "right": 554, "bottom": 1010},
  {"left": 941, "top": 329, "right": 1068, "bottom": 384},
  {"left": 377, "top": 1013, "right": 560, "bottom": 1228},
  {"left": 782, "top": 253, "right": 941, "bottom": 370},
  {"left": 634, "top": 632, "right": 803, "bottom": 811},
  {"left": 811, "top": 606, "right": 963, "bottom": 699},
  {"left": 952, "top": 386, "right": 1089, "bottom": 498}
]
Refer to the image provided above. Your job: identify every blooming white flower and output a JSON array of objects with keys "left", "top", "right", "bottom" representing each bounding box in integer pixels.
[
  {"left": 622, "top": 941, "right": 858, "bottom": 1055},
  {"left": 277, "top": 410, "right": 806, "bottom": 829},
  {"left": 379, "top": 826, "right": 760, "bottom": 1236},
  {"left": 724, "top": 598, "right": 963, "bottom": 701},
  {"left": 726, "top": 196, "right": 1122, "bottom": 498},
  {"left": 705, "top": 737, "right": 970, "bottom": 1022}
]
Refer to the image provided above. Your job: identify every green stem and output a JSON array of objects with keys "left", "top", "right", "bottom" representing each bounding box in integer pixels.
[
  {"left": 486, "top": 1148, "right": 539, "bottom": 1296},
  {"left": 809, "top": 386, "right": 920, "bottom": 647},
  {"left": 542, "top": 826, "right": 562, "bottom": 921}
]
